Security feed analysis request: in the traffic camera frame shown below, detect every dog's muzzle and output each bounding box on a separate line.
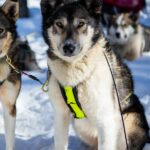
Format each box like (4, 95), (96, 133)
(63, 43), (75, 57)
(62, 39), (77, 57)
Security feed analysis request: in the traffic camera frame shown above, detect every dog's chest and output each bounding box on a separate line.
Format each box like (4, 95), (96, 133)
(0, 62), (10, 82)
(76, 66), (115, 120)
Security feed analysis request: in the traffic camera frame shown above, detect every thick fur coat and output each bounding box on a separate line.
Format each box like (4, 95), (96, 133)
(41, 0), (149, 150)
(103, 13), (145, 61)
(0, 1), (21, 150)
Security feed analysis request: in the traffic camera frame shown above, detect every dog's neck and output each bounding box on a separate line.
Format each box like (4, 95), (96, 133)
(0, 38), (19, 73)
(48, 37), (107, 86)
(0, 39), (21, 83)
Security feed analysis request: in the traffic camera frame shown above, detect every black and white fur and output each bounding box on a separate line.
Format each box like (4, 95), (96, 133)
(41, 0), (149, 150)
(0, 1), (21, 150)
(103, 12), (145, 61)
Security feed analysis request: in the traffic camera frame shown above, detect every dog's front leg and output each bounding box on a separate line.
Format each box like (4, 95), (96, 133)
(48, 77), (71, 150)
(97, 114), (125, 150)
(2, 103), (16, 150)
(1, 80), (20, 150)
(54, 109), (70, 150)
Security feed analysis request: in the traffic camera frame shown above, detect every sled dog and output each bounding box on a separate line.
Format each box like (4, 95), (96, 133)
(41, 0), (149, 149)
(0, 0), (20, 149)
(103, 12), (145, 61)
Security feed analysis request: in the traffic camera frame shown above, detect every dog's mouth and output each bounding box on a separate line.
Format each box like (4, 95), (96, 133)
(50, 46), (84, 62)
(63, 52), (76, 57)
(62, 47), (82, 58)
(57, 43), (82, 58)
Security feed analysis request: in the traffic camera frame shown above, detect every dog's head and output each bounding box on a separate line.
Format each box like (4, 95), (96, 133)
(104, 13), (139, 45)
(0, 0), (19, 58)
(41, 0), (102, 62)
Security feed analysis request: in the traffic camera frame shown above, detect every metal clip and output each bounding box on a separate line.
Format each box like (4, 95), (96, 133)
(6, 55), (20, 74)
(42, 80), (49, 93)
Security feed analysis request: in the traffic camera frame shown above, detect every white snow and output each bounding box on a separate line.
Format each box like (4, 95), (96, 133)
(0, 0), (150, 149)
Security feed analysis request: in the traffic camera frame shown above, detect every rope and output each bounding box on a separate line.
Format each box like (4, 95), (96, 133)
(6, 54), (48, 93)
(121, 92), (132, 104)
(103, 52), (129, 150)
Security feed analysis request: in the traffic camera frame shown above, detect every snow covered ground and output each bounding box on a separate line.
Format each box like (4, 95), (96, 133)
(0, 0), (150, 150)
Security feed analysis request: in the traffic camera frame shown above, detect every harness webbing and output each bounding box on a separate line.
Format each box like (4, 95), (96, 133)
(60, 86), (86, 119)
(5, 55), (48, 92)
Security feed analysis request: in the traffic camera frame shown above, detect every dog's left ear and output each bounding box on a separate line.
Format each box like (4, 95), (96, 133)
(41, 0), (64, 17)
(1, 0), (19, 21)
(129, 12), (139, 22)
(79, 0), (102, 16)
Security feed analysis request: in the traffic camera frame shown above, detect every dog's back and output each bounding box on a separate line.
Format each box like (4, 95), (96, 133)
(104, 46), (150, 149)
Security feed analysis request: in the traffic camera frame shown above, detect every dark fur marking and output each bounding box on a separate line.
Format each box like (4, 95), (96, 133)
(47, 49), (59, 60)
(10, 105), (16, 117)
(7, 72), (20, 84)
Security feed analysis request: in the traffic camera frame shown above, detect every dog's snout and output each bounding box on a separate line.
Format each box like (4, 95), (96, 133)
(63, 43), (75, 56)
(116, 32), (120, 38)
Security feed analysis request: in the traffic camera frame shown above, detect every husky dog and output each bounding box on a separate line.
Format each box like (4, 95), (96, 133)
(103, 13), (145, 61)
(0, 0), (20, 149)
(41, 0), (149, 150)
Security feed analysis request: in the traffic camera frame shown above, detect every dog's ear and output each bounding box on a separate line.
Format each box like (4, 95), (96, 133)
(102, 13), (113, 25)
(41, 0), (64, 17)
(129, 12), (139, 22)
(1, 0), (19, 21)
(78, 0), (102, 16)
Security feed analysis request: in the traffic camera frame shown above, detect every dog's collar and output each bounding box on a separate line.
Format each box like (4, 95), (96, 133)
(59, 85), (86, 119)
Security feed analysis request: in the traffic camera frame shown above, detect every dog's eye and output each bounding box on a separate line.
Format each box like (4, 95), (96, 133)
(56, 22), (64, 29)
(77, 21), (85, 28)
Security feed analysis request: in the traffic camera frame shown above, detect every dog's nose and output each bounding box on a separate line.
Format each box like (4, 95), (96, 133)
(116, 32), (120, 38)
(63, 43), (75, 56)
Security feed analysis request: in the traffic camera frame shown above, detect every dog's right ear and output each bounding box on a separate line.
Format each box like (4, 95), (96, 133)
(1, 0), (19, 22)
(103, 14), (117, 26)
(40, 0), (64, 17)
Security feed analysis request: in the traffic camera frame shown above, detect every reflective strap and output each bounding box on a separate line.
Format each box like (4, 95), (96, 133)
(64, 86), (86, 119)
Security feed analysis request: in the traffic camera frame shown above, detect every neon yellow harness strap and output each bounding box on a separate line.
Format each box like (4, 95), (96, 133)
(63, 86), (86, 119)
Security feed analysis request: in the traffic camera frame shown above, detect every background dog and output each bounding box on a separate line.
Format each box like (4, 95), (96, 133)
(103, 12), (145, 61)
(41, 0), (149, 149)
(0, 0), (20, 150)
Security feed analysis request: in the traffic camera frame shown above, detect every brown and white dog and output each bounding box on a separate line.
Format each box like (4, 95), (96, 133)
(41, 0), (149, 150)
(103, 12), (145, 61)
(0, 0), (20, 150)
